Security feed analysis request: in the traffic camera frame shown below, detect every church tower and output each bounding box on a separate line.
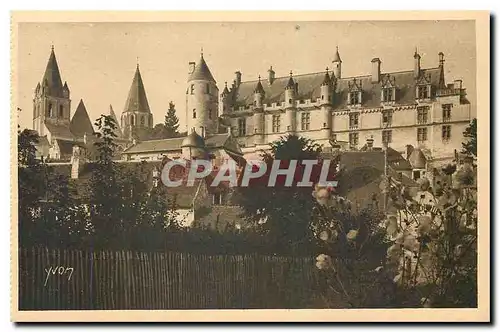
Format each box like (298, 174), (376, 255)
(121, 63), (154, 140)
(186, 50), (219, 137)
(33, 46), (71, 137)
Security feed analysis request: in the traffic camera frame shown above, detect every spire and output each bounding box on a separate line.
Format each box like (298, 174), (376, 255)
(222, 81), (230, 96)
(41, 45), (64, 97)
(333, 46), (342, 63)
(123, 64), (151, 113)
(322, 67), (331, 85)
(70, 99), (94, 138)
(254, 75), (265, 94)
(188, 51), (216, 83)
(285, 71), (295, 90)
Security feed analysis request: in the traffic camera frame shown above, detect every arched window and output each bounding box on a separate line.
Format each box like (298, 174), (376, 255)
(289, 99), (292, 104)
(206, 83), (210, 94)
(208, 109), (212, 119)
(190, 84), (195, 95)
(140, 115), (145, 126)
(193, 109), (196, 119)
(131, 114), (135, 125)
(59, 105), (64, 117)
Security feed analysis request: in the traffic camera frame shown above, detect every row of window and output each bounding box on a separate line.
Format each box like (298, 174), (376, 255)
(348, 104), (453, 128)
(233, 104), (453, 137)
(347, 125), (452, 146)
(124, 113), (152, 127)
(189, 83), (211, 95)
(34, 103), (64, 118)
(192, 109), (214, 120)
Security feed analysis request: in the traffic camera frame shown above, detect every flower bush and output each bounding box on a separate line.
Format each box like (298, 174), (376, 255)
(312, 160), (478, 308)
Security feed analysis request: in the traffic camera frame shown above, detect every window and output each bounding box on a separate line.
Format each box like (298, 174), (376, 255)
(300, 112), (310, 131)
(442, 104), (452, 121)
(140, 115), (145, 126)
(349, 92), (360, 105)
(288, 98), (292, 104)
(417, 127), (428, 142)
(206, 83), (210, 94)
(349, 132), (359, 147)
(272, 115), (281, 133)
(349, 113), (359, 129)
(417, 85), (429, 99)
(130, 114), (135, 125)
(213, 193), (223, 205)
(46, 103), (52, 117)
(413, 170), (421, 180)
(59, 105), (64, 117)
(382, 110), (392, 126)
(442, 125), (451, 140)
(382, 130), (392, 144)
(417, 106), (428, 124)
(382, 88), (394, 102)
(190, 84), (195, 94)
(238, 118), (246, 136)
(208, 109), (212, 120)
(192, 109), (196, 119)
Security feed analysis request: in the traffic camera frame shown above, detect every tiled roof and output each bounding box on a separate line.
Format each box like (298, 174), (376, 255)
(230, 67), (441, 108)
(188, 54), (216, 83)
(44, 120), (74, 140)
(41, 48), (64, 97)
(123, 137), (185, 154)
(70, 99), (94, 139)
(123, 65), (151, 114)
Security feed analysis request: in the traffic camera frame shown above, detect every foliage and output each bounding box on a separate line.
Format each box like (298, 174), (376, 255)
(462, 118), (477, 157)
(237, 134), (336, 252)
(164, 101), (180, 138)
(313, 159), (478, 308)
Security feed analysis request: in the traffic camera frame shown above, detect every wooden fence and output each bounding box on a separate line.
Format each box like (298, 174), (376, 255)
(18, 247), (320, 310)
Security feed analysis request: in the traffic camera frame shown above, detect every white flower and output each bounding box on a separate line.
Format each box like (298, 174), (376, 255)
(319, 229), (338, 242)
(312, 184), (332, 206)
(346, 229), (358, 241)
(315, 254), (333, 270)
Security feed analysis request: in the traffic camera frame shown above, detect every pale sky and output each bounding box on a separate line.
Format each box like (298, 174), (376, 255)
(16, 20), (476, 131)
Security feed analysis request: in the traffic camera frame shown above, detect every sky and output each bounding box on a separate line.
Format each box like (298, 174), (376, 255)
(16, 20), (476, 131)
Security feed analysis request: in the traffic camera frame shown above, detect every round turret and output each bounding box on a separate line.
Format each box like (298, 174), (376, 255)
(181, 128), (206, 159)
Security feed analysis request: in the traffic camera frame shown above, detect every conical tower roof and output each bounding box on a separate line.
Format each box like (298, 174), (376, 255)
(333, 46), (342, 63)
(108, 104), (123, 138)
(188, 52), (216, 83)
(322, 68), (331, 85)
(285, 71), (295, 90)
(70, 99), (94, 138)
(123, 64), (151, 113)
(42, 46), (64, 97)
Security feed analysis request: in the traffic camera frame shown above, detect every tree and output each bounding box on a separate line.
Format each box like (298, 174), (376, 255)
(164, 101), (180, 138)
(237, 135), (335, 251)
(462, 118), (477, 157)
(88, 114), (125, 247)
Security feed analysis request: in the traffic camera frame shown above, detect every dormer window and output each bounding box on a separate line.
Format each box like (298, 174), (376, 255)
(347, 78), (362, 106)
(380, 74), (396, 103)
(416, 73), (432, 100)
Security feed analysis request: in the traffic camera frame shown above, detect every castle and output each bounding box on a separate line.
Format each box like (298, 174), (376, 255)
(32, 46), (472, 182)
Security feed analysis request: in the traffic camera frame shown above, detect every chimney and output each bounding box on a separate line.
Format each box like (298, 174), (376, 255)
(414, 49), (421, 78)
(268, 66), (275, 85)
(235, 71), (242, 88)
(366, 136), (374, 150)
(454, 79), (463, 90)
(371, 58), (381, 83)
(406, 144), (414, 160)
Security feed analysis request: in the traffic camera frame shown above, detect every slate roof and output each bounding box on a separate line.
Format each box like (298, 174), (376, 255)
(44, 121), (74, 139)
(188, 53), (216, 83)
(122, 137), (185, 154)
(229, 67), (441, 109)
(408, 148), (427, 169)
(70, 99), (94, 139)
(123, 65), (151, 113)
(41, 47), (64, 97)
